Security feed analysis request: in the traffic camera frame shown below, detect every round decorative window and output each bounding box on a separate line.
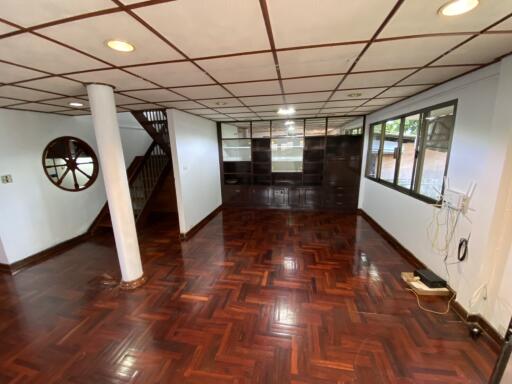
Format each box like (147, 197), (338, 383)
(42, 136), (99, 192)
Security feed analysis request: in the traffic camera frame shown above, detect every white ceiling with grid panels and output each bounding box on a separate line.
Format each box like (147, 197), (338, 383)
(0, 0), (512, 121)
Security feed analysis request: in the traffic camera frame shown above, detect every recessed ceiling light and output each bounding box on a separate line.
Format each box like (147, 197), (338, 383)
(215, 101), (228, 106)
(439, 0), (479, 16)
(106, 40), (135, 52)
(69, 102), (84, 108)
(347, 92), (362, 98)
(277, 107), (295, 116)
(284, 120), (295, 126)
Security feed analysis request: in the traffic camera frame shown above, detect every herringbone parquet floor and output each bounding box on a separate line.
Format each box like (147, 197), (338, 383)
(0, 209), (498, 383)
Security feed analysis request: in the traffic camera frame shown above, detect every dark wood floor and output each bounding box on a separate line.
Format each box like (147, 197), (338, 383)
(0, 209), (498, 383)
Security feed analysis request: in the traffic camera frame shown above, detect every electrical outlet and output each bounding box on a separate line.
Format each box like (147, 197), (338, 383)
(443, 188), (466, 211)
(1, 175), (13, 184)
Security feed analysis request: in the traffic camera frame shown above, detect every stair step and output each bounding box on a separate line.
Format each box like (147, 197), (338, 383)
(92, 110), (172, 233)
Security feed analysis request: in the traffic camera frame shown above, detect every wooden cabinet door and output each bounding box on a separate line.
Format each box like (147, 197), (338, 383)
(303, 187), (323, 209)
(271, 187), (288, 208)
(325, 186), (358, 211)
(325, 159), (361, 187)
(223, 186), (248, 206)
(250, 186), (271, 207)
(288, 187), (302, 208)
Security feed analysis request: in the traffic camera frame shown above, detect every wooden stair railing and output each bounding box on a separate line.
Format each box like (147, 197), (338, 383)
(131, 110), (172, 159)
(89, 110), (173, 234)
(129, 142), (170, 224)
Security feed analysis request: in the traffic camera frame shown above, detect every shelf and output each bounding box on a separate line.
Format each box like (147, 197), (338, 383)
(253, 175), (272, 186)
(224, 173), (251, 185)
(272, 157), (303, 161)
(253, 162), (271, 174)
(224, 172), (252, 175)
(223, 161), (252, 174)
(271, 145), (303, 149)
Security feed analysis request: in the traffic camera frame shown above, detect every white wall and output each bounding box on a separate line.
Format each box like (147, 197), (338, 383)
(0, 109), (151, 264)
(359, 60), (512, 335)
(479, 57), (512, 334)
(75, 112), (152, 166)
(167, 109), (221, 234)
(0, 237), (7, 264)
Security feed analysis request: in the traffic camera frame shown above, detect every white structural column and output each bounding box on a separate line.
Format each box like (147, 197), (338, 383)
(87, 84), (144, 287)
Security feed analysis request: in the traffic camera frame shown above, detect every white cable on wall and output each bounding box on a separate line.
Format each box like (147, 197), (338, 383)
(426, 179), (476, 283)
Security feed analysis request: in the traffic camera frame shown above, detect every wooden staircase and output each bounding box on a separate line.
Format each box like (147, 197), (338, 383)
(89, 109), (173, 233)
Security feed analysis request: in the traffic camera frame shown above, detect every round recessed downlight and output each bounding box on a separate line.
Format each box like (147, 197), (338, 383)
(347, 92), (362, 98)
(69, 102), (84, 107)
(439, 0), (479, 16)
(215, 101), (228, 106)
(106, 40), (135, 52)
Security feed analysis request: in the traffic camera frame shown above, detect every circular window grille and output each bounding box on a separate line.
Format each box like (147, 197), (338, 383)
(42, 136), (99, 192)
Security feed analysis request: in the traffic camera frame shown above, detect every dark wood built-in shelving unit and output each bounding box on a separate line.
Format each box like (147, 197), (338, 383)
(218, 116), (365, 212)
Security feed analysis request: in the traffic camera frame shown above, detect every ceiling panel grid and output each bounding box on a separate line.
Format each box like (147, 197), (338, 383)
(0, 0), (510, 119)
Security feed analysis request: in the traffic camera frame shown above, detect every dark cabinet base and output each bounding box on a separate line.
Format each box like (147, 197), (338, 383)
(220, 132), (363, 212)
(222, 185), (359, 212)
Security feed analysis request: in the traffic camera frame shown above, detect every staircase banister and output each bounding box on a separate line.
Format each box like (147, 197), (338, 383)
(132, 110), (173, 159)
(127, 141), (158, 184)
(135, 161), (172, 231)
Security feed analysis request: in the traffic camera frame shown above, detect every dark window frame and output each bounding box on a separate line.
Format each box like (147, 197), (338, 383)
(42, 136), (99, 192)
(365, 99), (457, 204)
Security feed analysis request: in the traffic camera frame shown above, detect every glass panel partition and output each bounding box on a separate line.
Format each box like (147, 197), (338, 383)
(271, 137), (304, 172)
(305, 118), (326, 136)
(222, 139), (251, 161)
(252, 121), (271, 138)
(271, 119), (304, 138)
(221, 122), (250, 138)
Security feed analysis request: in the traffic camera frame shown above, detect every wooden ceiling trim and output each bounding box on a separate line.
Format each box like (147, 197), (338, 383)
(0, 58), (54, 77)
(30, 31), (112, 68)
(4, 59), (488, 90)
(0, 97), (33, 106)
(363, 60), (500, 118)
(2, 8), (232, 118)
(0, 0), (178, 40)
(93, 83), (438, 102)
(258, 0), (286, 107)
(227, 114), (366, 124)
(1, 2), (511, 117)
(1, 5), (207, 117)
(9, 84), (73, 98)
(357, 12), (512, 113)
(111, 0), (262, 119)
(314, 0), (406, 117)
(118, 68), (231, 117)
(3, 105), (80, 115)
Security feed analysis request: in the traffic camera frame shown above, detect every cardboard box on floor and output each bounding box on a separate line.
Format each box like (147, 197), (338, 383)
(401, 272), (451, 296)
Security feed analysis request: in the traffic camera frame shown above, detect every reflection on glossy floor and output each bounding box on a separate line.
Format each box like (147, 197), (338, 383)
(0, 209), (498, 383)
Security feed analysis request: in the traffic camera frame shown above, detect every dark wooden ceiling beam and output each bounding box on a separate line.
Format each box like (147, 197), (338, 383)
(258, 0), (287, 110)
(356, 11), (512, 113)
(1, 1), (512, 119)
(315, 0), (406, 117)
